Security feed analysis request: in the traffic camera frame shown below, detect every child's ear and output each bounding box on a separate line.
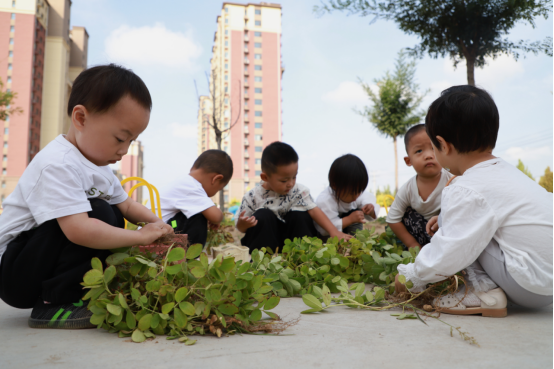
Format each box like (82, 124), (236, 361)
(211, 174), (224, 185)
(71, 105), (87, 131)
(404, 156), (412, 167)
(260, 172), (268, 182)
(435, 136), (452, 154)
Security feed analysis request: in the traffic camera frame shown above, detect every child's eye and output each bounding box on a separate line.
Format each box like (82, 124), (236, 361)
(416, 150), (422, 154)
(116, 138), (124, 143)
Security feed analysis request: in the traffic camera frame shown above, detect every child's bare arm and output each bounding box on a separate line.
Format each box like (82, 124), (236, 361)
(58, 212), (169, 249)
(309, 207), (352, 240)
(116, 197), (171, 229)
(342, 210), (365, 229)
(202, 205), (224, 224)
(388, 222), (421, 249)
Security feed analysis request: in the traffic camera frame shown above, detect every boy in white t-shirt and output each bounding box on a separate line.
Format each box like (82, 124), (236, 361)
(386, 124), (452, 249)
(160, 150), (232, 245)
(0, 65), (173, 329)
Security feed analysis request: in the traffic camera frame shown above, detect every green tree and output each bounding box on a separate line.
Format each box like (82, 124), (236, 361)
(357, 51), (427, 192)
(516, 159), (534, 180)
(316, 0), (553, 85)
(0, 78), (22, 121)
(538, 166), (553, 192)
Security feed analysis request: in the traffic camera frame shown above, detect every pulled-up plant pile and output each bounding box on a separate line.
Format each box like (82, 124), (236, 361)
(81, 243), (292, 345)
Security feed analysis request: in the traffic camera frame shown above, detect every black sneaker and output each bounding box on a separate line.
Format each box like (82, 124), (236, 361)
(28, 299), (95, 329)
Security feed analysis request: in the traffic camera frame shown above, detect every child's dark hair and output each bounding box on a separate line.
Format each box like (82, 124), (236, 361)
(261, 142), (298, 175)
(193, 150), (233, 183)
(329, 154), (368, 202)
(425, 85), (499, 153)
(404, 124), (427, 152)
(67, 64), (152, 116)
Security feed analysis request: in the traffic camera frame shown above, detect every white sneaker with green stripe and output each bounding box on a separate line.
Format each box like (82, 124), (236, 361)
(28, 299), (95, 329)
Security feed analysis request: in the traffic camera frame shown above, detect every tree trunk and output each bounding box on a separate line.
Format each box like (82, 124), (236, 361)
(215, 131), (225, 212)
(466, 56), (475, 86)
(393, 135), (398, 194)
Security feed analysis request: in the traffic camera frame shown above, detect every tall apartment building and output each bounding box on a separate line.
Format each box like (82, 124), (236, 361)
(0, 0), (88, 205)
(198, 2), (283, 207)
(120, 141), (144, 203)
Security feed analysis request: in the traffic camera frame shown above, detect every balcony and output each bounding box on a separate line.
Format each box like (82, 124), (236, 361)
(244, 70), (249, 76)
(244, 92), (249, 99)
(244, 116), (249, 122)
(244, 105), (249, 111)
(244, 126), (249, 134)
(244, 81), (249, 87)
(244, 35), (249, 42)
(244, 47), (249, 54)
(244, 176), (250, 182)
(244, 59), (249, 64)
(245, 152), (250, 158)
(244, 164), (250, 170)
(244, 139), (249, 146)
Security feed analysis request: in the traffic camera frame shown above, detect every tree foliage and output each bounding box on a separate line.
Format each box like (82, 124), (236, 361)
(516, 159), (534, 180)
(0, 78), (22, 121)
(357, 50), (427, 191)
(539, 166), (553, 192)
(316, 0), (553, 85)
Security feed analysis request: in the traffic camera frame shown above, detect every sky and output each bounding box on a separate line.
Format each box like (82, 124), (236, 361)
(70, 0), (553, 197)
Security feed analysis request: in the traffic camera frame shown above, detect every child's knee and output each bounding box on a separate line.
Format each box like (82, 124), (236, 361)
(252, 208), (277, 224)
(88, 199), (123, 227)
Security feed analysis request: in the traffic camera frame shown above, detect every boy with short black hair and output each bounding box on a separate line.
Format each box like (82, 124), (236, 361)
(0, 64), (173, 329)
(236, 142), (351, 252)
(160, 150), (232, 245)
(386, 124), (453, 248)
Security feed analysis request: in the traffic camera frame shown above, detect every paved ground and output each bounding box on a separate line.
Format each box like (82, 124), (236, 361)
(0, 297), (551, 369)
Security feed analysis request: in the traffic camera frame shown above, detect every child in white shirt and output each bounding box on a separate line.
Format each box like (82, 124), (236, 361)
(387, 124), (453, 248)
(0, 65), (173, 328)
(160, 150), (232, 245)
(236, 142), (351, 252)
(316, 154), (380, 237)
(396, 85), (552, 316)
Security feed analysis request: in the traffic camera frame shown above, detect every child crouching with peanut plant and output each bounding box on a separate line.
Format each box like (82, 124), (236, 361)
(396, 85), (552, 317)
(0, 65), (173, 329)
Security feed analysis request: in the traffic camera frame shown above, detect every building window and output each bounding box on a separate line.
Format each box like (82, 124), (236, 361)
(225, 86), (228, 93)
(255, 123), (262, 129)
(254, 76), (262, 82)
(254, 65), (262, 71)
(8, 51), (13, 57)
(11, 13), (15, 20)
(254, 54), (261, 59)
(255, 21), (261, 26)
(225, 75), (228, 81)
(7, 64), (12, 70)
(10, 26), (14, 32)
(255, 99), (262, 105)
(255, 32), (262, 37)
(255, 159), (261, 165)
(225, 6), (229, 12)
(225, 52), (228, 58)
(255, 170), (261, 176)
(7, 77), (11, 83)
(2, 156), (6, 163)
(255, 135), (262, 141)
(1, 182), (5, 188)
(254, 42), (261, 48)
(225, 18), (228, 24)
(255, 87), (262, 93)
(225, 63), (228, 69)
(2, 169), (6, 175)
(255, 9), (261, 15)
(224, 98), (229, 104)
(225, 30), (228, 35)
(225, 41), (228, 47)
(255, 111), (262, 117)
(3, 142), (7, 148)
(9, 39), (14, 45)
(4, 128), (8, 135)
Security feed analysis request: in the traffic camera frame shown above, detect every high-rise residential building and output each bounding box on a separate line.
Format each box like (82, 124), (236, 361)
(120, 141), (144, 203)
(198, 2), (283, 207)
(0, 0), (88, 205)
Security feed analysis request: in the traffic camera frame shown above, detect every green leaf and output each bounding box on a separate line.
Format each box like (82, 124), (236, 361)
(301, 308), (322, 314)
(252, 275), (263, 291)
(238, 262), (250, 274)
(103, 265), (116, 284)
(135, 257), (156, 268)
(145, 280), (161, 292)
(220, 257), (235, 272)
(200, 253), (209, 268)
(179, 301), (196, 316)
(167, 247), (185, 262)
(106, 304), (122, 316)
(165, 264), (182, 275)
(355, 283), (365, 297)
(132, 329), (146, 343)
(126, 310), (136, 329)
(312, 286), (323, 298)
(279, 273), (289, 283)
(186, 244), (203, 260)
(91, 257), (103, 272)
(131, 288), (141, 301)
(322, 284), (332, 307)
(302, 294), (322, 311)
(138, 314), (152, 331)
(191, 267), (206, 278)
(129, 263), (142, 276)
(106, 253), (129, 266)
(175, 287), (188, 303)
(118, 293), (129, 309)
(174, 309), (188, 329)
(398, 275), (406, 284)
(250, 309), (262, 321)
(205, 289), (222, 302)
(264, 296), (280, 311)
(330, 257), (340, 265)
(184, 339), (197, 346)
(83, 269), (103, 285)
(90, 313), (105, 325)
(162, 302), (175, 314)
(365, 291), (374, 303)
(331, 276), (341, 283)
(218, 303), (239, 315)
(289, 279), (302, 292)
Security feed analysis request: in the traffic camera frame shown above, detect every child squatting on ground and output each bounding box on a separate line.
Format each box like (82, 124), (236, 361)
(315, 154), (380, 239)
(159, 150), (232, 245)
(395, 85), (553, 316)
(387, 124), (453, 248)
(236, 142), (352, 252)
(0, 64), (174, 329)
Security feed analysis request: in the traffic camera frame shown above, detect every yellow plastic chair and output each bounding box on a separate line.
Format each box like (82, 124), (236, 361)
(382, 194), (396, 215)
(120, 176), (162, 228)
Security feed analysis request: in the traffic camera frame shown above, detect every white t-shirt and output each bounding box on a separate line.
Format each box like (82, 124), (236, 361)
(315, 187), (381, 236)
(159, 174), (215, 222)
(386, 169), (453, 223)
(0, 135), (128, 262)
(236, 182), (317, 224)
(398, 158), (553, 296)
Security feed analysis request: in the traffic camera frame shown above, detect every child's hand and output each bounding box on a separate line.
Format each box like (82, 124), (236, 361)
(236, 211), (258, 233)
(138, 222), (171, 245)
(330, 230), (353, 241)
(348, 210), (366, 224)
(426, 215), (439, 236)
(153, 220), (174, 234)
(361, 204), (376, 218)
